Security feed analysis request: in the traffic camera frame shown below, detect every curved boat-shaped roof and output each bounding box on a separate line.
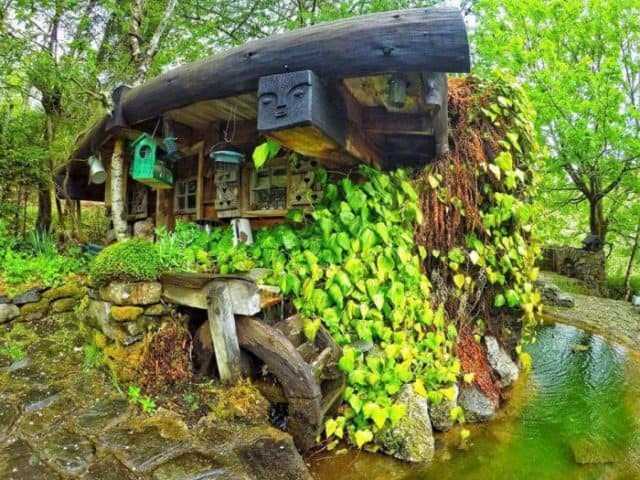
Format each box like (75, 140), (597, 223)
(70, 7), (469, 161)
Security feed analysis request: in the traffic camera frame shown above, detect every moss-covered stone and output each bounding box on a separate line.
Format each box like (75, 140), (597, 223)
(144, 304), (169, 316)
(110, 306), (144, 322)
(50, 297), (79, 313)
(103, 340), (146, 382)
(100, 282), (162, 306)
(43, 283), (85, 300)
(19, 298), (50, 316)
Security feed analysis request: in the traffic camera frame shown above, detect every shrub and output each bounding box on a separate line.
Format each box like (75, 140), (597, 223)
(90, 238), (161, 286)
(606, 275), (640, 300)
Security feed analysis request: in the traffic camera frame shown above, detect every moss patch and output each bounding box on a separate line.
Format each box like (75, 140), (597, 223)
(43, 283), (85, 300)
(110, 306), (144, 322)
(19, 298), (50, 316)
(51, 297), (79, 313)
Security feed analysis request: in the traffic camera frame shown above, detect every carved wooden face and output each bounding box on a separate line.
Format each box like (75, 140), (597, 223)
(258, 70), (313, 130)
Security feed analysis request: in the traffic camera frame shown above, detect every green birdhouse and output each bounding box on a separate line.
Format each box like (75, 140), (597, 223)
(130, 133), (174, 189)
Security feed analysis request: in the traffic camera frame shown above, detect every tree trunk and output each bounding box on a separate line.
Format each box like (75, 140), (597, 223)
(36, 189), (52, 234)
(623, 217), (640, 300)
(36, 116), (54, 234)
(110, 138), (129, 242)
(589, 196), (607, 239)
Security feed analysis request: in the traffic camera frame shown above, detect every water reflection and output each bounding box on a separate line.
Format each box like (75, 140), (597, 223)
(311, 324), (640, 480)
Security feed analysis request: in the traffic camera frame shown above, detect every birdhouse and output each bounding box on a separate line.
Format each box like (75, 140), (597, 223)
(130, 133), (173, 189)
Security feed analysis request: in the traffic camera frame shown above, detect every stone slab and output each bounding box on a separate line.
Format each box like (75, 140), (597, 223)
(37, 428), (95, 476)
(101, 424), (190, 473)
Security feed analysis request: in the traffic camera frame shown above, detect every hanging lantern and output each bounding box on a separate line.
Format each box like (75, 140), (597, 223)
(388, 75), (408, 108)
(88, 154), (106, 184)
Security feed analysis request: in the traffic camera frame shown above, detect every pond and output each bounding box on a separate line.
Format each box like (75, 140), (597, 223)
(310, 323), (640, 480)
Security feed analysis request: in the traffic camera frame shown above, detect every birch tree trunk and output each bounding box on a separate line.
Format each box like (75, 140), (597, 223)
(111, 138), (129, 242)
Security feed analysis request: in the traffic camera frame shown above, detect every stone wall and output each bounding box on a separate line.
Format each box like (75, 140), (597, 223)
(85, 281), (176, 347)
(539, 246), (606, 295)
(0, 283), (86, 324)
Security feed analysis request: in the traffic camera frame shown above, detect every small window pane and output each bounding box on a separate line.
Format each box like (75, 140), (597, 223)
(187, 180), (197, 194)
(187, 196), (196, 210)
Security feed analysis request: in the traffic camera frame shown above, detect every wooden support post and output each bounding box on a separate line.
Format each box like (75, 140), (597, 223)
(110, 138), (129, 241)
(207, 284), (242, 384)
(421, 72), (449, 158)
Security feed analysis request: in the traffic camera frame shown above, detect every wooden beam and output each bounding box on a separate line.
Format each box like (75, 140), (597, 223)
(361, 107), (433, 135)
(70, 7), (469, 160)
(207, 284), (242, 384)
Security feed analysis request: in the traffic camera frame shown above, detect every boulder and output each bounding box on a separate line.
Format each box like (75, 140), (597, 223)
(376, 384), (435, 463)
(110, 306), (144, 322)
(51, 297), (79, 314)
(0, 304), (19, 324)
(0, 295), (10, 304)
(535, 278), (576, 308)
(428, 383), (459, 432)
(484, 336), (519, 387)
(100, 282), (162, 306)
(12, 288), (43, 305)
(43, 283), (85, 300)
(234, 426), (313, 480)
(458, 385), (497, 422)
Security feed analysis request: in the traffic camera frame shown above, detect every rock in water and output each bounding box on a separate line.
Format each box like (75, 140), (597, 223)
(0, 304), (19, 324)
(377, 384), (435, 462)
(429, 383), (459, 432)
(484, 336), (519, 387)
(459, 385), (497, 422)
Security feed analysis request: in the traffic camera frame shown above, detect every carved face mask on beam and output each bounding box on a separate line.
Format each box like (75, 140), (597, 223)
(257, 70), (314, 131)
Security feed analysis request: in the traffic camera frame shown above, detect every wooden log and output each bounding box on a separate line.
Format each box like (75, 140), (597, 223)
(236, 316), (321, 400)
(70, 7), (469, 160)
(207, 284), (242, 384)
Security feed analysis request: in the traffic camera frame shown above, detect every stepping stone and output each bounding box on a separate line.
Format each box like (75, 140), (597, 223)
(37, 428), (95, 477)
(234, 429), (312, 480)
(101, 423), (190, 473)
(0, 400), (20, 444)
(75, 397), (130, 435)
(18, 395), (76, 442)
(0, 439), (61, 480)
(20, 386), (61, 413)
(152, 452), (232, 480)
(83, 455), (139, 480)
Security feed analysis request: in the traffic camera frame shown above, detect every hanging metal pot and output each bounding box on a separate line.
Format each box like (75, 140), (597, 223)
(88, 155), (106, 184)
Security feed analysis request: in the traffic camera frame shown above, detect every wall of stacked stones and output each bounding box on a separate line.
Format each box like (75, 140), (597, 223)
(539, 247), (606, 294)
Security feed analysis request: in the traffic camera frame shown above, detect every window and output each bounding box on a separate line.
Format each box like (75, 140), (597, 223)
(174, 178), (197, 213)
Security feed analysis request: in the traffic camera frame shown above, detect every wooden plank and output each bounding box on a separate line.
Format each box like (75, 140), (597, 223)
(207, 284), (242, 384)
(361, 107), (433, 135)
(71, 7), (469, 160)
(161, 275), (262, 316)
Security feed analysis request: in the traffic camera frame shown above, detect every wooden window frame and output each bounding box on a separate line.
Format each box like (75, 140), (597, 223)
(174, 177), (198, 214)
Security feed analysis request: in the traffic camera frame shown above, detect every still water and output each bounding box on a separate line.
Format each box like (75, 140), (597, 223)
(311, 323), (640, 480)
